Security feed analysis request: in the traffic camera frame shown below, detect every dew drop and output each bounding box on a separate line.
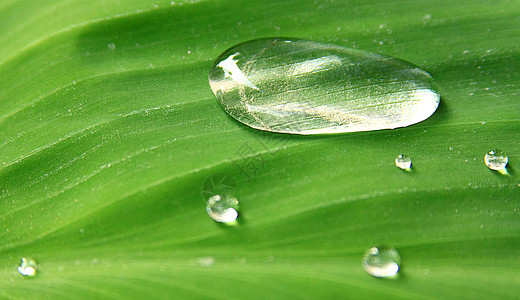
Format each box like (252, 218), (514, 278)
(395, 154), (412, 170)
(202, 173), (239, 223)
(206, 194), (239, 223)
(209, 38), (440, 135)
(107, 43), (116, 50)
(18, 258), (37, 277)
(362, 246), (400, 278)
(484, 149), (508, 171)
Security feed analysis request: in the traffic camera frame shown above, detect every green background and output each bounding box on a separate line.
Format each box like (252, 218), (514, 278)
(0, 0), (519, 298)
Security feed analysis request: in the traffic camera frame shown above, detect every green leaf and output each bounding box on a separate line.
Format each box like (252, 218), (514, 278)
(1, 0), (519, 298)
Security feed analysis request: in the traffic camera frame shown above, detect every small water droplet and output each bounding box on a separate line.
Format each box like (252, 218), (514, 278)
(395, 154), (412, 170)
(484, 149), (508, 171)
(362, 246), (400, 278)
(18, 258), (37, 277)
(206, 195), (239, 223)
(107, 43), (116, 50)
(202, 173), (239, 223)
(209, 38), (440, 134)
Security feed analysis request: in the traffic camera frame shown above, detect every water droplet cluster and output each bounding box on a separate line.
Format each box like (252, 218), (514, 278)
(8, 37), (514, 284)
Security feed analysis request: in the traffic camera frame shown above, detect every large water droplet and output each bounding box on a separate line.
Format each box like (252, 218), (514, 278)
(395, 154), (412, 170)
(18, 257), (38, 277)
(484, 149), (508, 171)
(362, 246), (400, 278)
(209, 38), (440, 135)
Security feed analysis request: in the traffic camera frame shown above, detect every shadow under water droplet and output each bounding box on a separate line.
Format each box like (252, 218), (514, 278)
(492, 163), (514, 178)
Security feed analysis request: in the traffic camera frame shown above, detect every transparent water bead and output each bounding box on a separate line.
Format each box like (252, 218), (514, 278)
(362, 246), (401, 278)
(395, 154), (412, 170)
(18, 258), (38, 277)
(209, 38), (440, 135)
(202, 173), (239, 223)
(484, 149), (508, 171)
(206, 194), (239, 223)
